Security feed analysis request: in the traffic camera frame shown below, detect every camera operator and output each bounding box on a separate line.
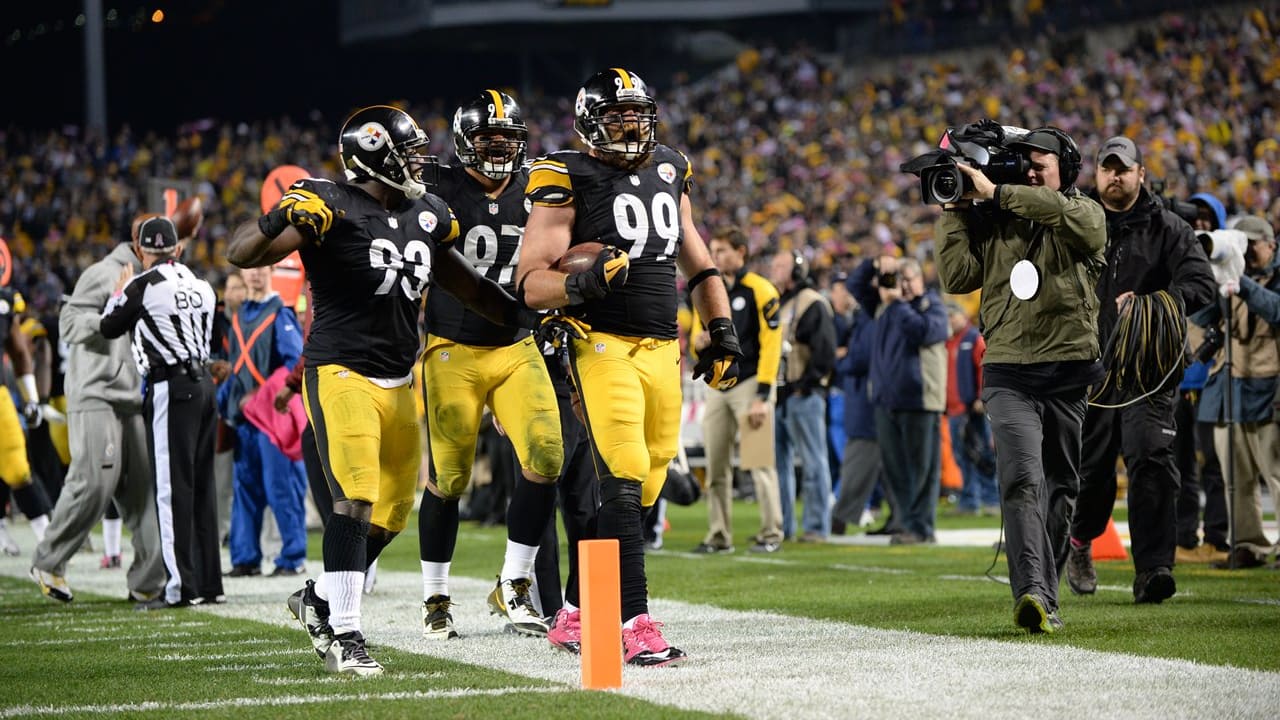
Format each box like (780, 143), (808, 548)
(1064, 137), (1214, 604)
(936, 126), (1106, 633)
(848, 255), (948, 545)
(1176, 191), (1229, 563)
(1191, 216), (1280, 570)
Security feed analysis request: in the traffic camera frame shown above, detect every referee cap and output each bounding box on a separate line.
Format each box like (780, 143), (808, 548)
(135, 215), (179, 253)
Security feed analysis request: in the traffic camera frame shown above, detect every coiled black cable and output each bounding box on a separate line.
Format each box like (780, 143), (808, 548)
(1088, 290), (1187, 408)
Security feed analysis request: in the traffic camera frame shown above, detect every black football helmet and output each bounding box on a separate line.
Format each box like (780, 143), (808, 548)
(573, 68), (658, 168)
(338, 105), (437, 199)
(453, 90), (528, 180)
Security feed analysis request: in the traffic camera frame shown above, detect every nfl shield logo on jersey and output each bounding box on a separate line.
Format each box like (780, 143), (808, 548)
(488, 202), (500, 215)
(657, 163), (677, 184)
(419, 211), (439, 233)
(439, 351), (450, 362)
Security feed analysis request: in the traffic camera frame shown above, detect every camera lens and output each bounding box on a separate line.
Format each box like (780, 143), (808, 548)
(928, 168), (963, 204)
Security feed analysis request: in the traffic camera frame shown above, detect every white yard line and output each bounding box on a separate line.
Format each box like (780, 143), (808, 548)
(4, 525), (1279, 719)
(0, 687), (565, 718)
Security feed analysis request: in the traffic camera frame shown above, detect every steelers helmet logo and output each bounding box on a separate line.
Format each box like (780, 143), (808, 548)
(657, 163), (677, 184)
(419, 211), (439, 233)
(357, 122), (389, 151)
(574, 88), (587, 117)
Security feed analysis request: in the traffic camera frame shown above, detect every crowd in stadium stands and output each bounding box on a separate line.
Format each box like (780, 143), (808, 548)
(3, 7), (1277, 310)
(3, 5), (1279, 609)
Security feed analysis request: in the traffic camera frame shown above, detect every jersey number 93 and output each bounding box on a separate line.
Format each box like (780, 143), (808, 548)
(370, 238), (431, 300)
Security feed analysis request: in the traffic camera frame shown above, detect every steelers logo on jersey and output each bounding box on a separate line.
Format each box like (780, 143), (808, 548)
(657, 162), (677, 184)
(731, 295), (748, 312)
(419, 211), (439, 233)
(357, 122), (389, 151)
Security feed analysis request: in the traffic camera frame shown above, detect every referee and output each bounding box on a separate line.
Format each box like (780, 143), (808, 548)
(100, 214), (220, 609)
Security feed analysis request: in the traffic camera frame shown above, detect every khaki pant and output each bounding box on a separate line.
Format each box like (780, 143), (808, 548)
(702, 377), (782, 546)
(1213, 422), (1280, 558)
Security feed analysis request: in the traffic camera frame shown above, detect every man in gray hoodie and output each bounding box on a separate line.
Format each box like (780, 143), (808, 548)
(30, 234), (165, 603)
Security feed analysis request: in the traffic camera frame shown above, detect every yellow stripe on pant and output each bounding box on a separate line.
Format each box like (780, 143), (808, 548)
(570, 332), (681, 507)
(301, 364), (420, 532)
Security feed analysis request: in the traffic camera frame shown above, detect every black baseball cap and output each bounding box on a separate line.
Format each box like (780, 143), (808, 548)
(136, 216), (178, 253)
(1010, 129), (1063, 156)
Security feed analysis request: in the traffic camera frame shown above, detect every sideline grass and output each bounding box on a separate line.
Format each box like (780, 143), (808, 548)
(3, 499), (1277, 718)
(0, 577), (730, 719)
(426, 500), (1280, 671)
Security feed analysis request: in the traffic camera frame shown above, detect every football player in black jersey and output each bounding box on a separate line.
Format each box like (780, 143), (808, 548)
(0, 263), (56, 559)
(417, 90), (563, 640)
(227, 105), (537, 676)
(517, 68), (743, 667)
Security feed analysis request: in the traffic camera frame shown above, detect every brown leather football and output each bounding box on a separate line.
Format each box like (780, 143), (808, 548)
(171, 197), (204, 240)
(553, 241), (609, 273)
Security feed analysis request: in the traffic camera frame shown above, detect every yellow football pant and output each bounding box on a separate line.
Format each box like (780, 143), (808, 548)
(302, 364), (421, 533)
(570, 332), (681, 507)
(0, 392), (31, 488)
(421, 334), (562, 498)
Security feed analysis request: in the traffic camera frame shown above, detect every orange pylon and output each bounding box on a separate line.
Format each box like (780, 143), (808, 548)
(1091, 518), (1129, 560)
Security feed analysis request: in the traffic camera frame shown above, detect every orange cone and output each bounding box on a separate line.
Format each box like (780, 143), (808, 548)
(1091, 518), (1128, 560)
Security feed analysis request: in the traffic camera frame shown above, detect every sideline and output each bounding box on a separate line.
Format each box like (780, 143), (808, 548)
(4, 525), (1279, 719)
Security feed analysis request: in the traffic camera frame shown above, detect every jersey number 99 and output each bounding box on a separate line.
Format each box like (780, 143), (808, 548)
(612, 191), (679, 261)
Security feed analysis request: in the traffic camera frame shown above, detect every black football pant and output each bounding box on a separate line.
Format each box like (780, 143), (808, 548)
(145, 369), (221, 605)
(301, 423), (332, 529)
(1072, 388), (1180, 573)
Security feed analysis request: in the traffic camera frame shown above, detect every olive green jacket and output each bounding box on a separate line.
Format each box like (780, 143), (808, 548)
(935, 185), (1107, 365)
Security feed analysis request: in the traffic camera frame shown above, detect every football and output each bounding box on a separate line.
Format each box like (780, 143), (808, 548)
(554, 241), (608, 274)
(171, 197), (204, 240)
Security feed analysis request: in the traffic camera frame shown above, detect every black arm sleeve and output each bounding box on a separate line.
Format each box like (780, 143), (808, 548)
(98, 281), (146, 339)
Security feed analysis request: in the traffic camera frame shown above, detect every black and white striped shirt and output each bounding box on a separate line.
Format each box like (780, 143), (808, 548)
(100, 259), (216, 377)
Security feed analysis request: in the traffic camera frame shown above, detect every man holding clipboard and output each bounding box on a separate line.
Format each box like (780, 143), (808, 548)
(691, 227), (784, 554)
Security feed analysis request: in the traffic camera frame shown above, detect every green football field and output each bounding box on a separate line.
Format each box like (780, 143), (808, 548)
(3, 499), (1278, 719)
